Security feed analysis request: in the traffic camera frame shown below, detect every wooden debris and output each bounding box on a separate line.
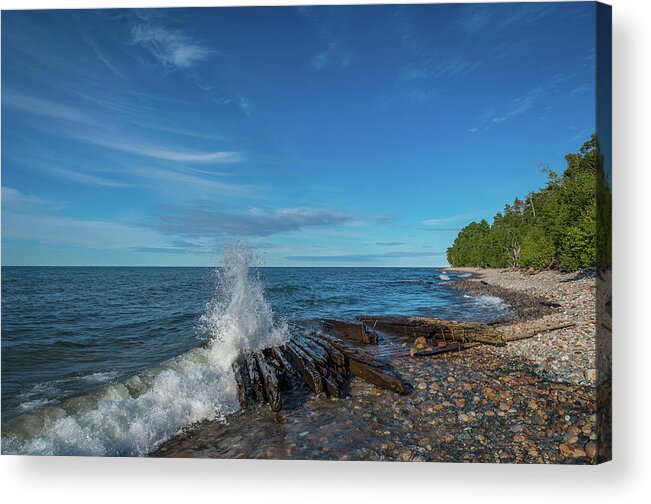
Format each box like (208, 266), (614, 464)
(316, 331), (408, 394)
(501, 321), (578, 342)
(347, 358), (407, 394)
(245, 353), (265, 404)
(321, 319), (378, 344)
(232, 315), (584, 413)
(231, 327), (410, 412)
(409, 342), (466, 357)
(253, 350), (282, 412)
(359, 315), (506, 346)
(284, 340), (325, 395)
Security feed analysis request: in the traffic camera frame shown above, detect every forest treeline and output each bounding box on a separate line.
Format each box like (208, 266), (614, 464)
(446, 135), (611, 271)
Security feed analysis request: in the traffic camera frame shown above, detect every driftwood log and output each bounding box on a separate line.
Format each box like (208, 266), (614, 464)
(359, 315), (587, 356)
(232, 328), (409, 412)
(359, 316), (506, 346)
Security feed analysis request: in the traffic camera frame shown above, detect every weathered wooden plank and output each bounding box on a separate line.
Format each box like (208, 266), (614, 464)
(347, 358), (408, 395)
(318, 334), (376, 366)
(322, 375), (341, 398)
(303, 332), (346, 367)
(283, 343), (325, 395)
(310, 331), (409, 395)
(291, 335), (329, 367)
(244, 353), (265, 405)
(322, 319), (378, 344)
(253, 350), (282, 412)
(502, 322), (577, 342)
(232, 356), (250, 407)
(269, 346), (294, 374)
(409, 343), (464, 357)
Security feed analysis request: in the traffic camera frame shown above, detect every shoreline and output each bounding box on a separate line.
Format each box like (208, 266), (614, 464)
(446, 267), (597, 385)
(154, 267), (599, 463)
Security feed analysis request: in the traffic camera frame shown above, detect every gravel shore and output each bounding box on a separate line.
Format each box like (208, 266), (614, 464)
(447, 267), (597, 386)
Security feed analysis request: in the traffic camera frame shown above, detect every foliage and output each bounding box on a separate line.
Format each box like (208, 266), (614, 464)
(447, 135), (608, 271)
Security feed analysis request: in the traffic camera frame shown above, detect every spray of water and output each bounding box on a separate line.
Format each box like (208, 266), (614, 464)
(199, 242), (289, 361)
(2, 242), (288, 456)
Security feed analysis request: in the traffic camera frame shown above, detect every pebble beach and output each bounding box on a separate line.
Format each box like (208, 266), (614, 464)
(449, 267), (597, 386)
(154, 268), (600, 464)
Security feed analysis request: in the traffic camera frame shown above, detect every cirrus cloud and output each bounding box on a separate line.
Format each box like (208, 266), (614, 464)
(131, 22), (214, 69)
(154, 206), (353, 237)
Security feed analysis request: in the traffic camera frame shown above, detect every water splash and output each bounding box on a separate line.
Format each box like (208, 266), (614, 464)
(2, 242), (287, 456)
(199, 241), (289, 362)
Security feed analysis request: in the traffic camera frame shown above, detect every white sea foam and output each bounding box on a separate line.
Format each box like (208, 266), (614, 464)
(438, 274), (451, 281)
(19, 398), (55, 411)
(477, 294), (505, 306)
(463, 293), (507, 309)
(80, 371), (120, 383)
(3, 242), (288, 456)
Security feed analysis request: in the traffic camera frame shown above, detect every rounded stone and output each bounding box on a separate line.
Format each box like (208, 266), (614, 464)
(584, 441), (597, 459)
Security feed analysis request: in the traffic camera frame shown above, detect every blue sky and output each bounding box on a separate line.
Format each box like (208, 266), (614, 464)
(1, 3), (597, 266)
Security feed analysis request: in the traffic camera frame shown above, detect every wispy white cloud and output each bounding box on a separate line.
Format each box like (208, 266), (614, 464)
(391, 9), (479, 105)
(130, 239), (213, 255)
(473, 74), (569, 129)
(2, 188), (215, 254)
(457, 3), (556, 34)
(8, 136), (251, 199)
(301, 7), (352, 71)
(39, 165), (132, 188)
(571, 127), (591, 143)
(312, 42), (351, 71)
(400, 57), (479, 82)
(397, 56), (479, 104)
(7, 90), (239, 165)
(1, 186), (48, 210)
(570, 83), (593, 96)
(2, 211), (169, 250)
(97, 140), (240, 163)
(80, 29), (129, 80)
(237, 96), (252, 117)
(131, 22), (214, 69)
(376, 241), (405, 247)
(3, 90), (91, 123)
(488, 39), (535, 62)
(8, 91), (242, 164)
(154, 206), (353, 237)
(1, 187), (164, 248)
(422, 212), (484, 227)
(490, 95), (536, 124)
(128, 166), (254, 198)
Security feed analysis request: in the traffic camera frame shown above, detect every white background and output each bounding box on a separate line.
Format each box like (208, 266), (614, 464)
(0, 0), (649, 502)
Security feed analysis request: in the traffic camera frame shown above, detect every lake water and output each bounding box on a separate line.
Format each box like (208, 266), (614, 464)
(1, 260), (508, 455)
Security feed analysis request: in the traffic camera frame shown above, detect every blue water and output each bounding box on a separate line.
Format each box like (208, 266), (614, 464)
(1, 265), (507, 455)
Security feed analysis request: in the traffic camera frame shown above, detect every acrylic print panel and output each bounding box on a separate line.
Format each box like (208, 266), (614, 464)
(0, 2), (612, 463)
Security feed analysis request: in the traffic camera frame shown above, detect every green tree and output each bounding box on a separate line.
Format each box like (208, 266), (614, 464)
(446, 135), (603, 271)
(520, 227), (555, 269)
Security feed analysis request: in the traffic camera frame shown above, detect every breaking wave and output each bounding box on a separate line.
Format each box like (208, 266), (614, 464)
(2, 242), (288, 456)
